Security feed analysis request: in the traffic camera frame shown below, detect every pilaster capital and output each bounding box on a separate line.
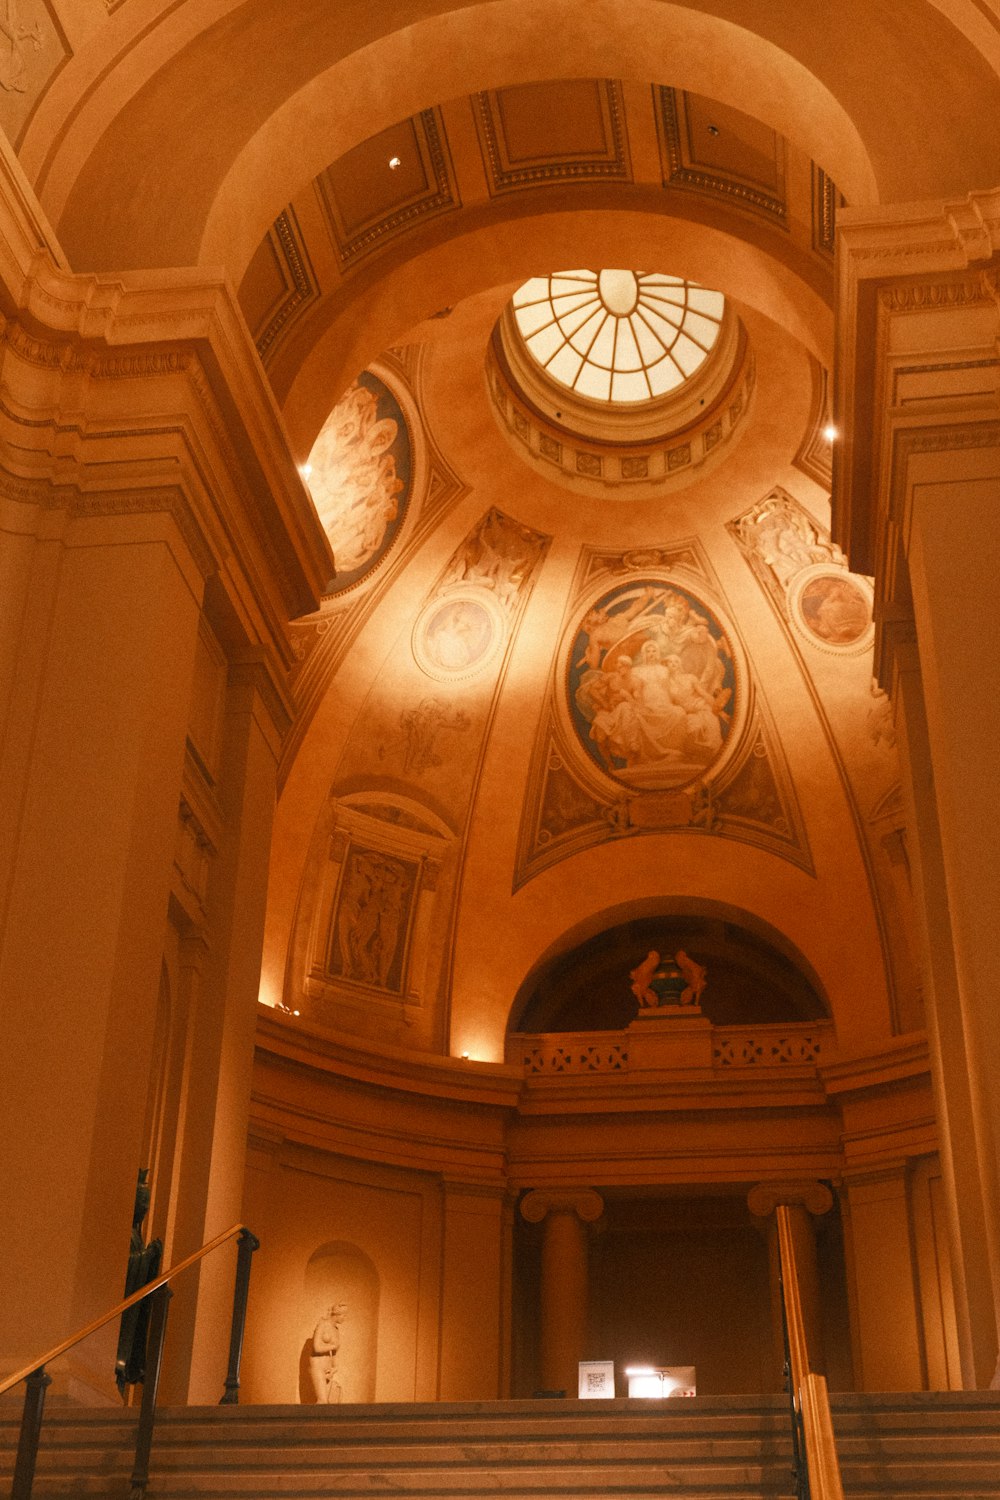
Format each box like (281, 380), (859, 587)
(747, 1180), (833, 1220)
(520, 1188), (604, 1225)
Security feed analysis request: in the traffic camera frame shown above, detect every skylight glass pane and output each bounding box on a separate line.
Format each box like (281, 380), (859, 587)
(512, 277), (550, 307)
(633, 316), (666, 365)
(637, 306), (682, 345)
(587, 316), (616, 369)
(681, 311), (723, 350)
(610, 369), (651, 402)
(615, 319), (643, 371)
(551, 275), (593, 300)
(527, 322), (565, 364)
(642, 291), (686, 322)
(672, 335), (704, 376)
(575, 362), (611, 401)
(559, 300), (603, 339)
(567, 308), (606, 355)
(553, 291), (600, 324)
(647, 358), (686, 396)
(510, 270), (725, 406)
(515, 302), (557, 338)
(685, 288), (725, 320)
(547, 343), (584, 387)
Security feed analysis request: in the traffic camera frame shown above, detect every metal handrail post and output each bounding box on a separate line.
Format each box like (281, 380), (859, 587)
(128, 1283), (172, 1500)
(219, 1228), (260, 1405)
(11, 1366), (51, 1500)
(777, 1249), (809, 1500)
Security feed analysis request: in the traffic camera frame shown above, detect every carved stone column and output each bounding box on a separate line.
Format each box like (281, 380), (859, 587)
(748, 1180), (833, 1377)
(835, 190), (1000, 1386)
(521, 1188), (604, 1394)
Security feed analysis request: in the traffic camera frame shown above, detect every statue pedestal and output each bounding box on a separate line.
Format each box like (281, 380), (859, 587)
(627, 1007), (712, 1071)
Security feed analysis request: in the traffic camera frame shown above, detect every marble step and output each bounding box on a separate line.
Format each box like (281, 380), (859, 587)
(2, 1394), (999, 1500)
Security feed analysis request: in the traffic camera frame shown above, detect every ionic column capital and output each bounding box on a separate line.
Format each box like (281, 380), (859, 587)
(747, 1180), (834, 1220)
(520, 1188), (604, 1225)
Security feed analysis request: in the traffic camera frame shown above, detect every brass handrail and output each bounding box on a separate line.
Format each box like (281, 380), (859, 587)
(776, 1203), (845, 1500)
(0, 1221), (250, 1398)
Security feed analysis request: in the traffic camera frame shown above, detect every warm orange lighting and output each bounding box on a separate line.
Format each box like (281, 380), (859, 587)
(822, 424), (838, 442)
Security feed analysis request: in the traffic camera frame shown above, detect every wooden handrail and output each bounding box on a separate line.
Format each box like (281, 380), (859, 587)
(775, 1203), (845, 1500)
(0, 1222), (250, 1398)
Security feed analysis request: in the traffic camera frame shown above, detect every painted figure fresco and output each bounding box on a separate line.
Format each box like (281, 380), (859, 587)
(568, 581), (735, 789)
(306, 371), (412, 591)
(798, 573), (871, 646)
(422, 597), (496, 673)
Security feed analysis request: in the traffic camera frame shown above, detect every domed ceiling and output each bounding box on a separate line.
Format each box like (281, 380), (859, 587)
(233, 75), (924, 1068)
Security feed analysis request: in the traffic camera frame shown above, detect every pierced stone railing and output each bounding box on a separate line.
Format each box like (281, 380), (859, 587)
(713, 1027), (828, 1067)
(511, 1021), (833, 1075)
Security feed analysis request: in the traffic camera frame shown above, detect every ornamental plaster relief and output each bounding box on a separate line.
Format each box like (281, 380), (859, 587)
(728, 485), (921, 1034)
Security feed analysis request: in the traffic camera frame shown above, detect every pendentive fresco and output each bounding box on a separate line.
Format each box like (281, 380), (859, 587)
(514, 544), (812, 889)
(568, 580), (735, 790)
(306, 371), (412, 593)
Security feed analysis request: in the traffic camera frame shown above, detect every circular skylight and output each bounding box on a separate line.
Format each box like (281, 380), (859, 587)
(511, 270), (725, 404)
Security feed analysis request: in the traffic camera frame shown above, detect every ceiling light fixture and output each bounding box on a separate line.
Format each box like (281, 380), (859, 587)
(388, 155), (402, 170)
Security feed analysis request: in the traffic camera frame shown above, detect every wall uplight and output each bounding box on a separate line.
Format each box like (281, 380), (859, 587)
(625, 1365), (696, 1398)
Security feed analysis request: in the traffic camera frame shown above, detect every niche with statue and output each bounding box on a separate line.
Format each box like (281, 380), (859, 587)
(299, 1242), (379, 1403)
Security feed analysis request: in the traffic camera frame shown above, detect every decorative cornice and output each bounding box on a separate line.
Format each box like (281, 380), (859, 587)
(254, 209), (317, 364)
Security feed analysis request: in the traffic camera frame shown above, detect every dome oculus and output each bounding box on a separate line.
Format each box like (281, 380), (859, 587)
(511, 270), (725, 404)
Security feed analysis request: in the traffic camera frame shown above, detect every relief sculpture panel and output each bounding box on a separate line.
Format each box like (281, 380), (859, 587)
(327, 845), (419, 994)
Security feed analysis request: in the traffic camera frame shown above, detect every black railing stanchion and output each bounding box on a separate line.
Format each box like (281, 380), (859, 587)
(777, 1249), (809, 1500)
(11, 1366), (51, 1500)
(219, 1227), (259, 1405)
(128, 1283), (172, 1500)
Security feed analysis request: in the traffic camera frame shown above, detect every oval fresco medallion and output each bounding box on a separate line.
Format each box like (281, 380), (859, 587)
(306, 370), (412, 594)
(567, 579), (737, 789)
(790, 566), (873, 651)
(413, 587), (506, 681)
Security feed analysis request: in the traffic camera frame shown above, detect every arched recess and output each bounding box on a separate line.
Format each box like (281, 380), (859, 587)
(40, 0), (903, 277)
(276, 207), (834, 453)
(508, 899), (831, 1034)
(300, 1241), (379, 1404)
(448, 831), (892, 1064)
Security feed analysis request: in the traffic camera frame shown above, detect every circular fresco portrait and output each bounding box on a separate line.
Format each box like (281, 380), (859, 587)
(306, 370), (412, 594)
(791, 567), (873, 650)
(413, 588), (505, 681)
(567, 580), (737, 789)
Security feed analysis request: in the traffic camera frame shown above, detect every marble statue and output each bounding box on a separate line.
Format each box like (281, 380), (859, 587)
(309, 1303), (348, 1403)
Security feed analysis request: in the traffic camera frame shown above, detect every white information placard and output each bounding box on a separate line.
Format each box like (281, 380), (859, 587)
(578, 1360), (616, 1398)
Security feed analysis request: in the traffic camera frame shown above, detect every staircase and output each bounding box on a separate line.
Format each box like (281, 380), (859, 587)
(1, 1393), (998, 1499)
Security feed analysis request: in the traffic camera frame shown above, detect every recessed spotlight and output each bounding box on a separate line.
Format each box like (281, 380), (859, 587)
(388, 155), (402, 170)
(707, 124), (720, 136)
(299, 462), (312, 479)
(823, 424), (838, 442)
